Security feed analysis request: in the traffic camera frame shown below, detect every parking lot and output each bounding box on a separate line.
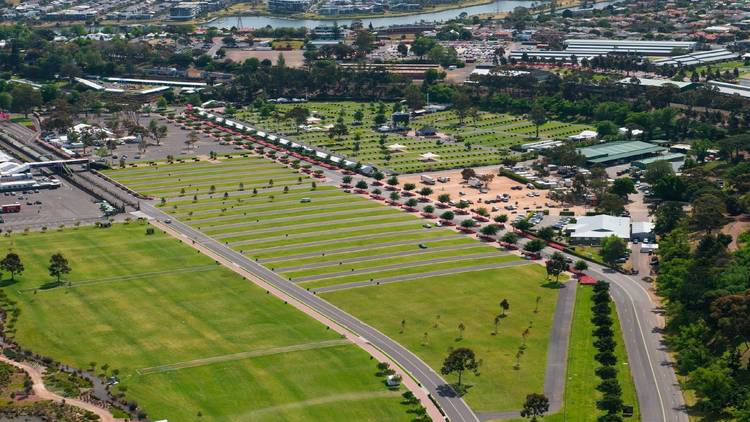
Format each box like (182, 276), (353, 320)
(0, 181), (107, 231)
(88, 113), (240, 163)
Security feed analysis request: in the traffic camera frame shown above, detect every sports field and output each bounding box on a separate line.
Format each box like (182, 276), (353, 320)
(1, 225), (410, 421)
(103, 155), (564, 413)
(231, 101), (592, 173)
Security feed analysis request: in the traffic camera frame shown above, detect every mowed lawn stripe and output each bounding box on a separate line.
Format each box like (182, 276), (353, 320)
(170, 189), (342, 215)
(274, 239), (482, 271)
(116, 163), (294, 184)
(228, 220), (423, 247)
(250, 230), (455, 260)
(138, 339), (350, 375)
(209, 212), (408, 238)
(193, 202), (385, 228)
(125, 169), (298, 191)
(282, 246), (502, 278)
(299, 255), (521, 290)
(261, 236), (472, 265)
(5, 225), (409, 422)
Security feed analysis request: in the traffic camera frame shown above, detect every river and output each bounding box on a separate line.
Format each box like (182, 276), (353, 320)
(204, 0), (614, 29)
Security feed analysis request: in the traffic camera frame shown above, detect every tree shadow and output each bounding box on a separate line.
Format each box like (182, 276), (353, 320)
(436, 383), (458, 398)
(39, 281), (64, 290)
(541, 281), (564, 289)
(0, 278), (18, 288)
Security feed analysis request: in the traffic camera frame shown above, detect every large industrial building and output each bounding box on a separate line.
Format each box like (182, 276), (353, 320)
(563, 39), (697, 56)
(653, 48), (739, 67)
(577, 141), (667, 166)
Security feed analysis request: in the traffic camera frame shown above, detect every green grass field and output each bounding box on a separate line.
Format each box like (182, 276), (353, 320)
(103, 155), (597, 415)
(226, 101), (593, 173)
(1, 225), (411, 421)
(322, 265), (557, 412)
(503, 284), (640, 422)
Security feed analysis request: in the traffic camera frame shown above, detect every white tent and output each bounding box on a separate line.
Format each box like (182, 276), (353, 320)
(387, 143), (407, 152)
(419, 152), (440, 162)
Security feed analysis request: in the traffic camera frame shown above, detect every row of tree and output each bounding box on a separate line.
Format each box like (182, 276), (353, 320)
(590, 281), (627, 421)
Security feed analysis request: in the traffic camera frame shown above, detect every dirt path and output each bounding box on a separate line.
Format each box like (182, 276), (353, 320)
(151, 220), (445, 422)
(0, 355), (122, 422)
(721, 216), (750, 251)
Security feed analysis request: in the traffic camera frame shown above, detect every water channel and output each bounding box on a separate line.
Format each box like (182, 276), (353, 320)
(204, 0), (614, 29)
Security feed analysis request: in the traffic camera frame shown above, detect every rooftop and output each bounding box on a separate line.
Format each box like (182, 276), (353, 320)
(577, 141), (666, 164)
(566, 215), (631, 239)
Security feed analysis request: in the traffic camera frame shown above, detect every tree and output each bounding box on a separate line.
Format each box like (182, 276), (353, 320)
(10, 84), (42, 117)
(524, 239), (546, 253)
(460, 219), (476, 229)
(404, 84), (424, 110)
(460, 168), (477, 181)
(397, 42), (409, 57)
(495, 214), (508, 223)
(574, 260), (589, 272)
(600, 235), (627, 266)
(480, 224), (499, 236)
(520, 393), (549, 421)
(0, 253), (23, 281)
(440, 211), (455, 221)
(546, 252), (567, 282)
(644, 160), (674, 184)
(654, 201), (685, 235)
(186, 131), (199, 151)
(691, 194), (726, 233)
(419, 187), (433, 198)
(440, 347), (480, 390)
(48, 253), (71, 285)
(536, 226), (555, 241)
(610, 177), (636, 199)
(438, 193), (451, 204)
(452, 90), (472, 125)
(285, 107), (310, 133)
(355, 180), (368, 190)
(597, 193), (626, 216)
(501, 232), (519, 244)
(530, 104), (547, 138)
(499, 299), (509, 316)
(148, 119), (168, 146)
(514, 218), (533, 231)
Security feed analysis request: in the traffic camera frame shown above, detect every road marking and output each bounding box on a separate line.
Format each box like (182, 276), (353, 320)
(607, 272), (667, 422)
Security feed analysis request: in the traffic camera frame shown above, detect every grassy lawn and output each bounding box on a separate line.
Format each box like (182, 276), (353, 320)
(233, 101), (594, 174)
(504, 284), (640, 422)
(1, 224), (410, 421)
(322, 264), (558, 412)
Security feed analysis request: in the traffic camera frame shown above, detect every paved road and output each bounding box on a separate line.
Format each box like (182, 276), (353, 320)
(586, 264), (687, 422)
(292, 252), (505, 283)
(476, 279), (577, 421)
(140, 203), (480, 422)
(259, 234), (465, 263)
(312, 260), (530, 293)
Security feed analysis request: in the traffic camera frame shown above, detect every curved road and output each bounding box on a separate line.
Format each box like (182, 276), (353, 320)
(141, 203), (480, 422)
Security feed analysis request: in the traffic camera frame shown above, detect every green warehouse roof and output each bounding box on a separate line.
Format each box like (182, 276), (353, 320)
(577, 141), (667, 164)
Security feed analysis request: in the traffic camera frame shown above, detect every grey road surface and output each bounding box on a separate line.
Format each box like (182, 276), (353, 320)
(140, 203), (480, 422)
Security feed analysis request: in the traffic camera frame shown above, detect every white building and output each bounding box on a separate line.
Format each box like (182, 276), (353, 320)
(565, 215), (631, 244)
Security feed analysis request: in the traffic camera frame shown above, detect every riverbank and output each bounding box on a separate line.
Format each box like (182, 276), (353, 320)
(206, 0), (496, 22)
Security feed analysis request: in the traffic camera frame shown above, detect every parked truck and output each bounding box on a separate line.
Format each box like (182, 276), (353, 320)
(420, 175), (436, 185)
(1, 203), (21, 213)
